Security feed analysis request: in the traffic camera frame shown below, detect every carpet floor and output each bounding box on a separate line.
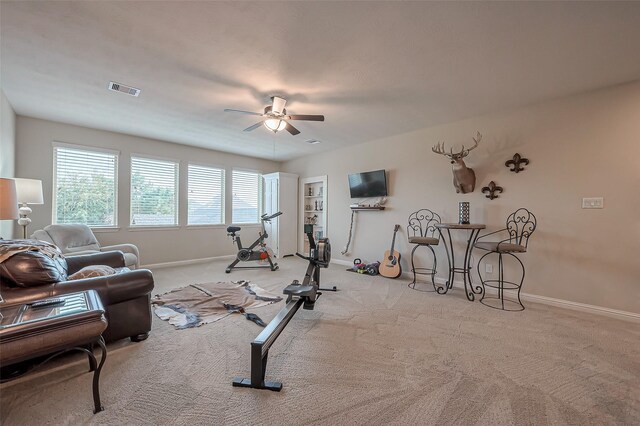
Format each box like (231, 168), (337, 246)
(1, 257), (638, 425)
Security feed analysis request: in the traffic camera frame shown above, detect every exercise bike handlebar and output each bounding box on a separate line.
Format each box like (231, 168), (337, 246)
(261, 211), (283, 221)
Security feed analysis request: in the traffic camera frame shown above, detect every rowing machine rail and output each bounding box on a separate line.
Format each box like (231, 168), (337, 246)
(232, 228), (332, 391)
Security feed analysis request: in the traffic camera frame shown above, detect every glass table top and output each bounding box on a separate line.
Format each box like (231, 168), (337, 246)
(0, 292), (92, 329)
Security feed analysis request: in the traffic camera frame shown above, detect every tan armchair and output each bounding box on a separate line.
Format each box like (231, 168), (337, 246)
(31, 224), (139, 269)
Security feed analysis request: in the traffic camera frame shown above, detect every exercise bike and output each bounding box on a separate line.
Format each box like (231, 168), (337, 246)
(225, 211), (282, 273)
(232, 225), (333, 391)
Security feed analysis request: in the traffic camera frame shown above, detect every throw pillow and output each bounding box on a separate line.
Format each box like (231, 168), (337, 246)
(0, 250), (68, 287)
(68, 265), (116, 280)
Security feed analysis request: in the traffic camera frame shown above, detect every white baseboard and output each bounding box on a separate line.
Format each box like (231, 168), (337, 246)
(417, 276), (639, 323)
(142, 255), (235, 270)
(518, 292), (640, 323)
(331, 258), (353, 267)
(146, 257), (640, 322)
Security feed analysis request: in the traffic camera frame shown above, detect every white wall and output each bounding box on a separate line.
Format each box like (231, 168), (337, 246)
(0, 89), (16, 238)
(284, 82), (640, 314)
(15, 117), (280, 265)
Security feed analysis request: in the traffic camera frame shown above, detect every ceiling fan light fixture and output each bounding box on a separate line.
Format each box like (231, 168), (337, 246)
(264, 118), (287, 132)
(225, 96), (323, 136)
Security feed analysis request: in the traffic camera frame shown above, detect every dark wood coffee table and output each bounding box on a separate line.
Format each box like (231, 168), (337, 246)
(0, 290), (108, 413)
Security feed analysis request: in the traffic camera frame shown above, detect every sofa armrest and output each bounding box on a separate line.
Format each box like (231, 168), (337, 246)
(52, 269), (154, 305)
(101, 243), (139, 257)
(66, 251), (126, 274)
(0, 285), (53, 306)
(100, 244), (139, 267)
(63, 249), (100, 257)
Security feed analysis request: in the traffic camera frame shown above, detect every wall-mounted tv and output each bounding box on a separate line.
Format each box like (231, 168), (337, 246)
(348, 169), (388, 198)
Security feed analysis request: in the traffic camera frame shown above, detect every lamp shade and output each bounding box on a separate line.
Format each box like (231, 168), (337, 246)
(0, 178), (19, 219)
(14, 178), (44, 204)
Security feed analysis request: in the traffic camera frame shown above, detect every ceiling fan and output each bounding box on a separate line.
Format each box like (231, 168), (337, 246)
(224, 96), (324, 135)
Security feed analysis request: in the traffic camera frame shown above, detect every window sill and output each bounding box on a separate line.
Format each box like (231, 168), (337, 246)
(127, 226), (181, 232)
(91, 227), (121, 233)
(185, 224), (227, 230)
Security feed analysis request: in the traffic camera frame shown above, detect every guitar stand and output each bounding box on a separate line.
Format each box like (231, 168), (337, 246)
(232, 228), (332, 391)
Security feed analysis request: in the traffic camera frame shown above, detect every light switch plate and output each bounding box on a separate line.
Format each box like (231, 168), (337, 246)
(582, 197), (604, 209)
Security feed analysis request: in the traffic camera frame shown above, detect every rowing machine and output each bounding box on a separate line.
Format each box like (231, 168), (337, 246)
(232, 226), (332, 391)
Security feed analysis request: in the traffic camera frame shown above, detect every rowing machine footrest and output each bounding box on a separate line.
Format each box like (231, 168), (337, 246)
(283, 284), (316, 298)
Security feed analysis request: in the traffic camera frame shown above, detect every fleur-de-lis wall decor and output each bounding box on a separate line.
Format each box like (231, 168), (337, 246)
(482, 181), (503, 200)
(505, 153), (529, 173)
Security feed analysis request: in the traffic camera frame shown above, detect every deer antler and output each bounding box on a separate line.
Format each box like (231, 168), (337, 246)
(460, 132), (482, 157)
(432, 132), (482, 159)
(432, 141), (453, 159)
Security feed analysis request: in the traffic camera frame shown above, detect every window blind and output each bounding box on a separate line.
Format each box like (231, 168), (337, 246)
(188, 164), (225, 225)
(130, 157), (178, 226)
(53, 146), (117, 227)
(232, 170), (262, 224)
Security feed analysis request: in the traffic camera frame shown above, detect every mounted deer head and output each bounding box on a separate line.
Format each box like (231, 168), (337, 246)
(432, 132), (482, 194)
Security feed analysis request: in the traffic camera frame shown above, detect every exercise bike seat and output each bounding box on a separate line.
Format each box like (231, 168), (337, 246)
(283, 284), (316, 298)
(227, 226), (241, 233)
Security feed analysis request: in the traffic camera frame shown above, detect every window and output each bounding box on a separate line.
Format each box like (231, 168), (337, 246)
(53, 145), (118, 227)
(232, 170), (262, 223)
(188, 164), (225, 225)
(130, 156), (178, 226)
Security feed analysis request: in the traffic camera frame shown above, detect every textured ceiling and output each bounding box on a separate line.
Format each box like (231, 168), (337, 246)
(2, 1), (640, 161)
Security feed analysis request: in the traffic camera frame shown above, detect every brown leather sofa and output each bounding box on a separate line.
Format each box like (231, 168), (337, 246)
(0, 250), (154, 342)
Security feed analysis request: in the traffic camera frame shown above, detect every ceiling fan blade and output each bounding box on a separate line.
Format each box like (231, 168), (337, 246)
(287, 114), (325, 121)
(272, 97), (287, 115)
(285, 122), (300, 135)
(224, 109), (263, 116)
(243, 121), (264, 132)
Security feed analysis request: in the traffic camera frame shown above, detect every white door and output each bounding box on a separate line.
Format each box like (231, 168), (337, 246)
(264, 177), (279, 256)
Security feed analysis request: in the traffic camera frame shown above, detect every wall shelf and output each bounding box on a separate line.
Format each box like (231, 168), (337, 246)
(300, 176), (327, 255)
(351, 206), (386, 211)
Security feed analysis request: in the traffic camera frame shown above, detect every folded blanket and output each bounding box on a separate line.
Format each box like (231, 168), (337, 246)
(0, 239), (63, 264)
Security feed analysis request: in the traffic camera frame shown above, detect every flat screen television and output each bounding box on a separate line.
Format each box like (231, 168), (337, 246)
(348, 169), (387, 198)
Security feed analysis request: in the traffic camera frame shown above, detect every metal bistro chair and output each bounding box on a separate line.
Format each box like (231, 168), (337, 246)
(475, 208), (537, 311)
(407, 209), (441, 292)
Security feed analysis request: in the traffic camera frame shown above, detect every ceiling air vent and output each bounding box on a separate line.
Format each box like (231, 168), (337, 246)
(108, 81), (141, 97)
(305, 139), (321, 145)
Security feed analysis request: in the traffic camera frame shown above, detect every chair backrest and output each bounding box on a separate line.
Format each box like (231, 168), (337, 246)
(506, 208), (537, 248)
(40, 224), (100, 253)
(407, 209), (441, 239)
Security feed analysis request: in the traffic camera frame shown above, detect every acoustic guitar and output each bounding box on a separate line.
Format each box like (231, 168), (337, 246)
(379, 224), (402, 278)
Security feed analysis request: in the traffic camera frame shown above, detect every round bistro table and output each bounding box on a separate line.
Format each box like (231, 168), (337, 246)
(434, 223), (486, 301)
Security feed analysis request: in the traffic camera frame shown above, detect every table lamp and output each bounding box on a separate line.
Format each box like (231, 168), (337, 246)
(14, 178), (44, 239)
(1, 178), (19, 238)
(0, 178), (19, 304)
